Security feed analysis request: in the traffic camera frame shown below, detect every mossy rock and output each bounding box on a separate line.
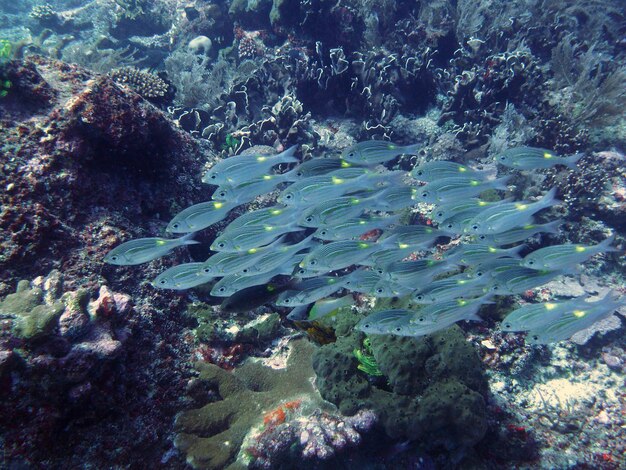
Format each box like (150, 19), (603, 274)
(312, 324), (489, 456)
(0, 280), (65, 341)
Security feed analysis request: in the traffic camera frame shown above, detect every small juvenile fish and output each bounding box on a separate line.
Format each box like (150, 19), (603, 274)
(151, 262), (214, 290)
(526, 291), (623, 344)
(493, 267), (563, 295)
(202, 145), (299, 185)
(501, 295), (591, 332)
(212, 170), (298, 204)
(341, 141), (421, 165)
(411, 161), (490, 182)
(292, 158), (351, 178)
(356, 309), (415, 335)
(297, 195), (370, 228)
(104, 233), (198, 265)
(521, 235), (618, 271)
(223, 206), (296, 231)
(167, 200), (238, 233)
(313, 215), (401, 241)
(473, 220), (562, 246)
(416, 176), (511, 204)
(276, 276), (348, 307)
(496, 146), (582, 170)
(466, 188), (560, 235)
(211, 222), (303, 252)
(220, 284), (284, 313)
(376, 258), (457, 289)
(406, 296), (490, 336)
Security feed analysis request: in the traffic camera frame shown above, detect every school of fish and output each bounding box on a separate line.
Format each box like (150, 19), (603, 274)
(105, 143), (622, 344)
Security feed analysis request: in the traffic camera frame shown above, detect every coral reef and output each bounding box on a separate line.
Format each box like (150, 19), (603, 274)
(313, 317), (489, 461)
(174, 338), (320, 469)
(109, 66), (170, 102)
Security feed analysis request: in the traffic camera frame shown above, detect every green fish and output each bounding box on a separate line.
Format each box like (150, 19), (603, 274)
(286, 294), (353, 322)
(202, 145), (298, 185)
(166, 200), (237, 233)
(496, 146), (582, 170)
(341, 141), (421, 165)
(104, 233), (198, 265)
(521, 235), (618, 271)
(151, 262), (214, 290)
(411, 161), (490, 182)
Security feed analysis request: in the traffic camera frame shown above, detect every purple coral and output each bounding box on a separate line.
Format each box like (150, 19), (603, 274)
(245, 408), (377, 469)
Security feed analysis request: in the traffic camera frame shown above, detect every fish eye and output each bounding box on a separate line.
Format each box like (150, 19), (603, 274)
(471, 224), (479, 230)
(218, 287), (226, 292)
(479, 235), (486, 240)
(528, 260), (534, 265)
(376, 269), (384, 274)
(417, 317), (425, 322)
(217, 242), (225, 248)
(310, 260), (317, 266)
(349, 152), (355, 157)
(364, 323), (370, 328)
(395, 327), (402, 332)
(436, 212), (443, 218)
(203, 268), (211, 274)
(218, 191), (226, 198)
(284, 298), (291, 304)
(320, 230), (327, 236)
(305, 216), (313, 223)
(172, 223), (179, 229)
(285, 194), (293, 200)
(296, 171), (303, 177)
(110, 255), (118, 261)
(242, 268), (249, 273)
(416, 294), (424, 300)
(421, 192), (428, 198)
(446, 223), (454, 229)
(499, 155), (506, 160)
(416, 170), (424, 176)
(504, 323), (511, 329)
(210, 174), (217, 179)
(159, 279), (167, 285)
(376, 288), (384, 294)
(532, 335), (539, 341)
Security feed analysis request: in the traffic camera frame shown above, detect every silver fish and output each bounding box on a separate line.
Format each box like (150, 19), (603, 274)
(521, 235), (618, 271)
(501, 295), (591, 332)
(472, 220), (562, 246)
(151, 263), (214, 290)
(496, 146), (582, 170)
(341, 141), (421, 165)
(166, 200), (237, 233)
(313, 215), (401, 241)
(276, 276), (348, 306)
(292, 158), (351, 178)
(223, 206), (297, 231)
(212, 170), (298, 205)
(415, 176), (511, 204)
(356, 309), (415, 335)
(466, 188), (560, 235)
(202, 145), (298, 185)
(343, 269), (413, 297)
(200, 236), (286, 276)
(287, 294), (354, 322)
(211, 222), (303, 252)
(210, 260), (298, 297)
(104, 233), (198, 265)
(526, 292), (623, 344)
(411, 161), (490, 182)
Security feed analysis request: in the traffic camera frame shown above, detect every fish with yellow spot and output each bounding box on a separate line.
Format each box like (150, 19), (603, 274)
(524, 291), (623, 344)
(521, 234), (619, 271)
(104, 232), (199, 265)
(496, 146), (582, 170)
(202, 145), (299, 185)
(166, 200), (238, 233)
(501, 295), (591, 332)
(340, 140), (421, 165)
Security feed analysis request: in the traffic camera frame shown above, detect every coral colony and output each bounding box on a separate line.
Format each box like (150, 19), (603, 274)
(1, 0), (625, 469)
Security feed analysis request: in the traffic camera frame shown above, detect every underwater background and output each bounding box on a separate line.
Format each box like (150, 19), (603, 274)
(0, 0), (625, 469)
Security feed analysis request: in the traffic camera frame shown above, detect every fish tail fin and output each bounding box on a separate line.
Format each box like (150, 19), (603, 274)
(538, 187), (561, 209)
(507, 244), (526, 258)
(597, 233), (620, 253)
(179, 232), (200, 245)
(492, 175), (512, 191)
(278, 145), (299, 164)
(565, 152), (584, 169)
(401, 143), (422, 156)
(542, 219), (563, 235)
